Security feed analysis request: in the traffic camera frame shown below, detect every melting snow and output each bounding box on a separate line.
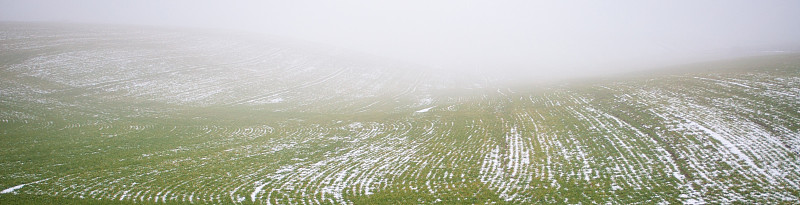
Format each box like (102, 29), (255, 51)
(416, 106), (435, 113)
(268, 97), (284, 103)
(1, 178), (49, 194)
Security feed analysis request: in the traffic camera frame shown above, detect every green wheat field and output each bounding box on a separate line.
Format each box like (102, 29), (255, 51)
(1, 23), (799, 204)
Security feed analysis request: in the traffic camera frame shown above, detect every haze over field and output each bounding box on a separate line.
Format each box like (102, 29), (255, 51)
(3, 0), (800, 79)
(2, 1), (800, 205)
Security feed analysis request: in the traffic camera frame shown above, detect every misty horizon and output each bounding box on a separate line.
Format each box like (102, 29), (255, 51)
(3, 0), (800, 79)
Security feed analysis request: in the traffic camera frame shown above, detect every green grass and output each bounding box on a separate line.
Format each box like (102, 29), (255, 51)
(1, 23), (800, 204)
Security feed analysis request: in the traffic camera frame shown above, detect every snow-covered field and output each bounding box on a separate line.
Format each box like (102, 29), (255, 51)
(1, 23), (799, 204)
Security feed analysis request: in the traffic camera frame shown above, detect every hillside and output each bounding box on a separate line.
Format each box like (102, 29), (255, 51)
(1, 24), (799, 204)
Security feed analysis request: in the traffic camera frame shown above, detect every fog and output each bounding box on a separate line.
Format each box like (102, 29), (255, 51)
(3, 0), (800, 79)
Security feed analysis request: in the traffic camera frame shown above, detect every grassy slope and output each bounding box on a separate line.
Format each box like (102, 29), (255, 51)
(1, 24), (799, 204)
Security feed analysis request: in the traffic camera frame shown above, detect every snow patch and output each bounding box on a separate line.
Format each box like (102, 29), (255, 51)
(267, 97), (284, 103)
(1, 178), (49, 194)
(416, 106), (435, 113)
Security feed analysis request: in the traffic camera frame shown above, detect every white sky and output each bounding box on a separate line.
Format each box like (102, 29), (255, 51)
(2, 0), (800, 77)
